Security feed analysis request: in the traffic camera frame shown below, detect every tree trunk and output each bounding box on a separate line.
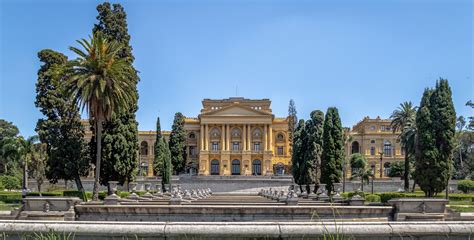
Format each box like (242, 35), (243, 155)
(74, 175), (85, 200)
(361, 178), (364, 192)
(411, 180), (416, 192)
(107, 182), (112, 196)
(92, 119), (103, 201)
(404, 148), (410, 192)
(37, 182), (42, 193)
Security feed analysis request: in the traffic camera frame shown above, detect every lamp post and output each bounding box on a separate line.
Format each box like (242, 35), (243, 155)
(378, 152), (384, 179)
(371, 165), (375, 194)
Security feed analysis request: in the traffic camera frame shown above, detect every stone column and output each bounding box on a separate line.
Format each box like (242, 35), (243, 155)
(148, 141), (154, 176)
(268, 125), (273, 152)
(226, 124), (230, 151)
(221, 124), (225, 151)
(200, 124), (204, 151)
(205, 124), (209, 151)
(240, 124), (245, 151)
(247, 124), (251, 151)
(263, 124), (267, 151)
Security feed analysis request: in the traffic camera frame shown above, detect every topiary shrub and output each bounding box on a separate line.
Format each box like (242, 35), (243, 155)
(458, 180), (474, 193)
(63, 190), (87, 201)
(0, 192), (22, 203)
(365, 194), (381, 203)
(347, 191), (365, 199)
(379, 192), (406, 203)
(26, 192), (62, 197)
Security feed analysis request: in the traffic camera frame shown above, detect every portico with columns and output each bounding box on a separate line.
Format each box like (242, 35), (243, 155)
(188, 97), (290, 176)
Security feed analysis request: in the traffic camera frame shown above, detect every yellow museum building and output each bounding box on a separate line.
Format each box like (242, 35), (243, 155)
(83, 97), (404, 178)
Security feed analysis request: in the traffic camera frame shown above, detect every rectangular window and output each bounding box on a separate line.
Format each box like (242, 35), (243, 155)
(384, 145), (392, 157)
(212, 142), (219, 152)
(189, 146), (196, 156)
(370, 147), (375, 156)
(232, 142), (240, 151)
(277, 146), (284, 156)
(253, 142), (261, 152)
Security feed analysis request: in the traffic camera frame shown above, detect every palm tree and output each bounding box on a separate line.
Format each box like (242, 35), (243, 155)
(65, 32), (136, 201)
(17, 136), (39, 195)
(390, 101), (417, 192)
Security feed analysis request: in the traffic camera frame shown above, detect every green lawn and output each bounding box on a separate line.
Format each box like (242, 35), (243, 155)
(0, 201), (20, 211)
(448, 199), (474, 213)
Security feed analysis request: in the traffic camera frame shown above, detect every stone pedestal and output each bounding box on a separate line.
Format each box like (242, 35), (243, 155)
(349, 195), (365, 206)
(388, 198), (449, 221)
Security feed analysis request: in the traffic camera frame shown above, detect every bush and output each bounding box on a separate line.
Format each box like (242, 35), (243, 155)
(0, 176), (21, 191)
(458, 180), (474, 193)
(84, 191), (107, 201)
(63, 190), (87, 201)
(26, 192), (63, 197)
(365, 194), (381, 203)
(379, 192), (406, 203)
(0, 192), (22, 203)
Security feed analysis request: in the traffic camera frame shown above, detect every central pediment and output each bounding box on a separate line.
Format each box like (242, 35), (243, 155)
(201, 105), (272, 117)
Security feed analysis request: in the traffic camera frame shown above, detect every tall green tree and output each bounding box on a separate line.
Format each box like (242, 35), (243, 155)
(390, 101), (417, 192)
(153, 117), (163, 176)
(169, 112), (187, 174)
(302, 110), (324, 193)
(89, 2), (140, 192)
(65, 32), (137, 201)
(153, 117), (172, 191)
(29, 142), (48, 193)
(288, 99), (298, 155)
(0, 120), (19, 141)
(291, 119), (305, 189)
(34, 49), (89, 193)
(321, 107), (345, 194)
(415, 79), (456, 197)
(0, 119), (20, 174)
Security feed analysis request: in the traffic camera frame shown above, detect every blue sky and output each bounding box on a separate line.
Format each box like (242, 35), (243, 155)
(0, 0), (472, 137)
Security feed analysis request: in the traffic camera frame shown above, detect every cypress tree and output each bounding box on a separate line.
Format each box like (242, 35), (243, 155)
(161, 139), (172, 191)
(288, 100), (298, 155)
(303, 110), (324, 193)
(89, 2), (140, 188)
(169, 112), (187, 174)
(321, 107), (345, 194)
(291, 119), (305, 187)
(153, 117), (163, 176)
(35, 49), (89, 194)
(415, 80), (456, 197)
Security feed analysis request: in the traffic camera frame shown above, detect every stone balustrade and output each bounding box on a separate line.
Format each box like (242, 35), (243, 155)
(0, 220), (472, 239)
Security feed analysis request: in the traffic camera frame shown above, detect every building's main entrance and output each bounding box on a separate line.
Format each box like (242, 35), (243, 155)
(231, 159), (241, 175)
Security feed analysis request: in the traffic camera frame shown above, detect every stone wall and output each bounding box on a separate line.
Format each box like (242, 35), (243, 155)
(0, 220), (472, 239)
(27, 176), (459, 193)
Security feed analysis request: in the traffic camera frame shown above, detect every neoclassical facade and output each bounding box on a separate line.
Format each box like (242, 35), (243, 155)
(83, 100), (403, 179)
(344, 116), (404, 179)
(83, 97), (291, 177)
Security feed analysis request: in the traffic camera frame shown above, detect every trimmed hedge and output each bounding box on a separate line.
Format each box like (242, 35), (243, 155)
(63, 190), (87, 201)
(378, 192), (406, 203)
(26, 192), (63, 197)
(458, 180), (474, 193)
(365, 194), (381, 203)
(0, 192), (21, 203)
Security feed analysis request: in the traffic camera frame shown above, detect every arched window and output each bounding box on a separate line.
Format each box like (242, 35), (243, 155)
(210, 160), (220, 175)
(210, 128), (220, 138)
(188, 133), (196, 139)
(231, 159), (241, 175)
(252, 128), (262, 138)
(231, 128), (241, 137)
(351, 141), (360, 154)
(140, 141), (148, 156)
(252, 160), (262, 176)
(384, 141), (392, 157)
